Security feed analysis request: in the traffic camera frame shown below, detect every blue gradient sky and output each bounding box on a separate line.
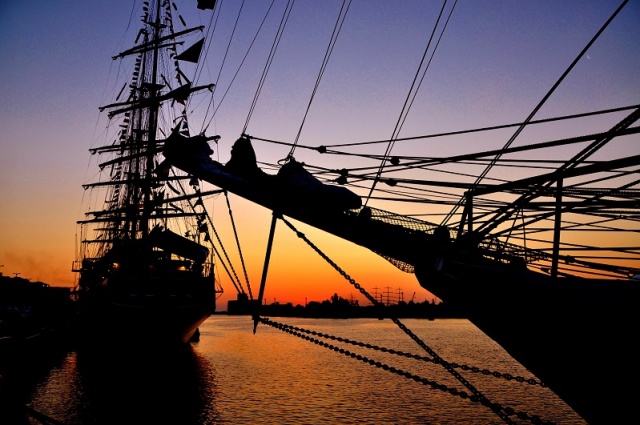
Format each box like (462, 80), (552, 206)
(1, 1), (638, 308)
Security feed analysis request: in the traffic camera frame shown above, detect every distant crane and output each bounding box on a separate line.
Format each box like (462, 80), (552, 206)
(410, 292), (416, 302)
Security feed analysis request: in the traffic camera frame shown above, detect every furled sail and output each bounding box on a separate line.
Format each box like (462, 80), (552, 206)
(147, 226), (209, 264)
(197, 0), (216, 11)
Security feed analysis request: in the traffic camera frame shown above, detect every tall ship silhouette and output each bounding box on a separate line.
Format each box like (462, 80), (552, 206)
(73, 0), (221, 345)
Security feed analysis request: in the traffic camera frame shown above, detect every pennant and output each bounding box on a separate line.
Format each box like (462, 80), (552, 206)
(166, 83), (191, 105)
(176, 39), (205, 63)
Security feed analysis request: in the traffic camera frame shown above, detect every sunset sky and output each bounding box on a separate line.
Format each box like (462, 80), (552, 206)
(1, 1), (638, 309)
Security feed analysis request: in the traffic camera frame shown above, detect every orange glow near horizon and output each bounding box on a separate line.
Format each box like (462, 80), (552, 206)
(3, 184), (636, 310)
(0, 195), (435, 312)
(2, 1), (638, 315)
(209, 201), (437, 309)
(2, 183), (636, 311)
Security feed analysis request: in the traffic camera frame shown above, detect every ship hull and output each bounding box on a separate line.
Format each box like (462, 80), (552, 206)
(415, 258), (639, 424)
(75, 254), (216, 346)
(75, 300), (214, 346)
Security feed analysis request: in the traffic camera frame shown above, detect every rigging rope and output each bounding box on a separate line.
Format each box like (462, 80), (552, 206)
(392, 0), (458, 150)
(476, 109), (640, 237)
(212, 0), (247, 94)
(209, 0), (277, 123)
(200, 0), (240, 133)
(192, 0), (218, 94)
(284, 0), (353, 162)
(253, 127), (640, 189)
(243, 0), (296, 134)
(250, 104), (639, 152)
(440, 0), (631, 227)
(203, 208), (245, 295)
(364, 0), (456, 208)
(224, 191), (254, 300)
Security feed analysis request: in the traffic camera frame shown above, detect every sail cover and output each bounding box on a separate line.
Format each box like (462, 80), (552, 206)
(147, 226), (209, 263)
(197, 1), (216, 11)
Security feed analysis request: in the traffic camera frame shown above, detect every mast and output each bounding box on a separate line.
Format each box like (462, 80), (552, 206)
(76, 0), (217, 265)
(141, 0), (162, 238)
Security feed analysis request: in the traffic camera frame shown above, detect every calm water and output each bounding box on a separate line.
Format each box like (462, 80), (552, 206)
(2, 316), (586, 424)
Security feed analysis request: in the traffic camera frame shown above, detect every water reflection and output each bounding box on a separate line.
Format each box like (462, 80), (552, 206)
(16, 343), (219, 425)
(0, 341), (70, 424)
(2, 318), (587, 424)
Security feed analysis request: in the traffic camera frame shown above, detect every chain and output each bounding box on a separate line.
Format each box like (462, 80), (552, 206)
(279, 217), (518, 424)
(259, 319), (543, 386)
(259, 317), (555, 425)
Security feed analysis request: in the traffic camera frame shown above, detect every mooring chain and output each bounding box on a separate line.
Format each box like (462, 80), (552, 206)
(259, 317), (555, 425)
(280, 217), (515, 425)
(262, 319), (543, 386)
